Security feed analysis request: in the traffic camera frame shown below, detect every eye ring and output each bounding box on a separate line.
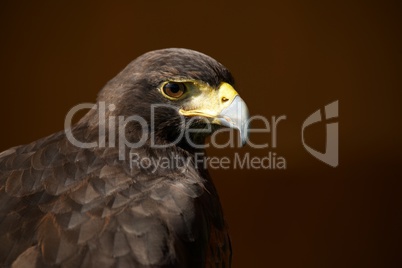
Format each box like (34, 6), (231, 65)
(162, 82), (187, 99)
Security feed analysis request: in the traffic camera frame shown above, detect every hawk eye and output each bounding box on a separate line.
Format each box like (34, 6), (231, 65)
(162, 82), (186, 99)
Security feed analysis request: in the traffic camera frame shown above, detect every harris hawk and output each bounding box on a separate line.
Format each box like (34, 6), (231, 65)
(0, 48), (249, 267)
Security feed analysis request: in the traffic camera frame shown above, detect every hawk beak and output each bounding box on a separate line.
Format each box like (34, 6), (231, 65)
(214, 95), (249, 146)
(179, 82), (249, 146)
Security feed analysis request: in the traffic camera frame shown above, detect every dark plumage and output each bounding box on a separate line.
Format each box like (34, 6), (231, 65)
(0, 48), (244, 267)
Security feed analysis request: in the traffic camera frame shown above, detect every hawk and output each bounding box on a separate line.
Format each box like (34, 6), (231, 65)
(0, 48), (249, 267)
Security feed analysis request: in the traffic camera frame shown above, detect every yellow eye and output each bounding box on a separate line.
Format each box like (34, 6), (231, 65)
(162, 82), (186, 99)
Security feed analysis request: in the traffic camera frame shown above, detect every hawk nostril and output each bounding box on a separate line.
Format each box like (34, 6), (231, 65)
(221, 97), (229, 103)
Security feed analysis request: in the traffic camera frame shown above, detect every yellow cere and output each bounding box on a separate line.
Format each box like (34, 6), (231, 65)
(179, 82), (239, 118)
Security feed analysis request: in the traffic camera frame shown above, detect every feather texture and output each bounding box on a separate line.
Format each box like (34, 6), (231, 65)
(0, 48), (233, 267)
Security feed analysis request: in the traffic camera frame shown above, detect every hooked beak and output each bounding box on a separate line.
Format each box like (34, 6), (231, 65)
(179, 82), (249, 145)
(214, 95), (249, 145)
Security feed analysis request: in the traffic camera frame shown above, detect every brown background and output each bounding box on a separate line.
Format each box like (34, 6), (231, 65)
(0, 0), (401, 267)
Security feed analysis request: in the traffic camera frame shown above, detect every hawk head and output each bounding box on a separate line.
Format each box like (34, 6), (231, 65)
(84, 48), (249, 149)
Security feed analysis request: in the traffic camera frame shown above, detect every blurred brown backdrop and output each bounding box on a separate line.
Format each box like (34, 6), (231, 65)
(0, 0), (401, 267)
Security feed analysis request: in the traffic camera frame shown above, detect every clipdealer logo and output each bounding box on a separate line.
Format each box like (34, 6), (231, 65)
(302, 100), (339, 167)
(63, 100), (339, 171)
